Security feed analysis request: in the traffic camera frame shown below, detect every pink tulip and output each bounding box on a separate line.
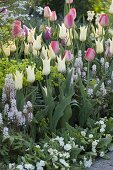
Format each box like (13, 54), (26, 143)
(66, 0), (73, 4)
(44, 27), (52, 40)
(99, 14), (109, 27)
(23, 25), (30, 36)
(69, 8), (76, 19)
(64, 50), (73, 61)
(64, 13), (74, 29)
(51, 41), (59, 54)
(44, 6), (51, 18)
(50, 11), (57, 21)
(61, 38), (67, 47)
(85, 48), (96, 61)
(12, 20), (23, 37)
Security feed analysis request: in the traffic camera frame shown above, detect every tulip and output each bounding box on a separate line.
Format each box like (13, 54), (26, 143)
(61, 38), (67, 46)
(44, 6), (51, 18)
(12, 20), (23, 37)
(27, 28), (35, 43)
(33, 34), (42, 51)
(42, 58), (51, 75)
(48, 45), (56, 59)
(57, 56), (66, 73)
(10, 44), (16, 52)
(95, 39), (104, 54)
(33, 49), (37, 56)
(80, 26), (87, 42)
(14, 71), (23, 90)
(59, 23), (67, 39)
(2, 45), (10, 57)
(69, 8), (76, 19)
(85, 48), (96, 61)
(42, 86), (47, 96)
(96, 23), (105, 36)
(23, 25), (30, 36)
(109, 0), (113, 14)
(66, 29), (73, 46)
(26, 66), (35, 83)
(64, 50), (73, 61)
(24, 43), (29, 55)
(50, 41), (59, 54)
(66, 0), (73, 4)
(64, 13), (74, 29)
(50, 11), (57, 21)
(44, 27), (52, 41)
(28, 43), (33, 53)
(42, 46), (48, 59)
(109, 38), (113, 55)
(99, 14), (109, 27)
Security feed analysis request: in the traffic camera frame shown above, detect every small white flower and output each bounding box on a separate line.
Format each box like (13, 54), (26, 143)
(64, 144), (72, 151)
(81, 131), (86, 137)
(84, 157), (92, 168)
(89, 134), (93, 139)
(24, 164), (35, 170)
(59, 159), (70, 168)
(100, 151), (105, 157)
(16, 165), (24, 170)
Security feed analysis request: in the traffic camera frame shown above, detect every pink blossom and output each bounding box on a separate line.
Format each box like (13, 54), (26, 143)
(23, 25), (30, 36)
(99, 14), (109, 27)
(50, 41), (59, 54)
(69, 8), (76, 19)
(50, 11), (57, 21)
(64, 50), (73, 61)
(44, 27), (52, 40)
(12, 20), (23, 37)
(85, 48), (96, 61)
(66, 0), (73, 4)
(64, 13), (74, 29)
(44, 6), (51, 18)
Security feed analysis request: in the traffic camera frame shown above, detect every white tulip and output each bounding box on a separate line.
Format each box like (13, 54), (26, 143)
(42, 58), (51, 75)
(109, 38), (113, 54)
(80, 26), (87, 42)
(26, 66), (35, 83)
(14, 71), (23, 90)
(109, 1), (113, 14)
(24, 43), (29, 55)
(57, 56), (66, 73)
(33, 34), (42, 51)
(2, 45), (10, 57)
(96, 23), (105, 36)
(48, 45), (56, 59)
(95, 39), (104, 54)
(42, 46), (48, 59)
(59, 23), (67, 39)
(27, 28), (35, 43)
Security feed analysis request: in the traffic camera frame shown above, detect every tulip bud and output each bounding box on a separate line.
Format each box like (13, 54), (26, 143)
(69, 8), (76, 19)
(42, 58), (51, 75)
(99, 14), (109, 27)
(64, 13), (74, 29)
(80, 26), (87, 42)
(2, 45), (10, 57)
(50, 41), (59, 54)
(14, 71), (23, 90)
(66, 0), (73, 4)
(85, 48), (96, 61)
(44, 6), (51, 18)
(27, 28), (35, 43)
(26, 66), (35, 83)
(59, 23), (67, 39)
(50, 11), (57, 21)
(44, 27), (52, 41)
(109, 38), (113, 55)
(64, 50), (73, 62)
(33, 34), (42, 51)
(57, 56), (66, 73)
(95, 39), (104, 54)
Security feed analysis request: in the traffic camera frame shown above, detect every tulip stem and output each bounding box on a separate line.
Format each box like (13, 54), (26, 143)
(87, 61), (90, 88)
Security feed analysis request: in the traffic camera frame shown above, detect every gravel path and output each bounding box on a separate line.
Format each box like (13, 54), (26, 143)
(88, 152), (113, 170)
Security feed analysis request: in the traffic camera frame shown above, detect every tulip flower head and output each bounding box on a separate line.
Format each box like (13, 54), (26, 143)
(44, 6), (51, 18)
(44, 27), (52, 41)
(33, 34), (42, 51)
(64, 50), (73, 62)
(50, 11), (57, 21)
(95, 39), (104, 54)
(48, 45), (56, 59)
(80, 26), (88, 42)
(59, 23), (67, 39)
(85, 48), (96, 61)
(26, 66), (35, 83)
(2, 45), (10, 57)
(14, 71), (23, 90)
(64, 13), (74, 29)
(66, 0), (73, 4)
(109, 0), (113, 14)
(57, 56), (66, 73)
(24, 43), (29, 55)
(99, 14), (109, 27)
(69, 8), (76, 19)
(12, 20), (24, 38)
(50, 41), (59, 54)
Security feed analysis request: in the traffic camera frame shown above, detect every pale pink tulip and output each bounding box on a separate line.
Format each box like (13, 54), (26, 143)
(64, 13), (74, 29)
(12, 20), (23, 37)
(64, 50), (73, 61)
(44, 6), (51, 18)
(69, 8), (76, 19)
(99, 14), (109, 27)
(23, 25), (30, 36)
(85, 48), (96, 61)
(66, 0), (73, 4)
(50, 11), (57, 21)
(50, 41), (59, 54)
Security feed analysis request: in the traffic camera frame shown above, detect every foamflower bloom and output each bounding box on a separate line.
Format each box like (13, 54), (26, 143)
(33, 34), (42, 51)
(44, 6), (51, 18)
(26, 66), (35, 83)
(85, 48), (96, 61)
(80, 26), (88, 42)
(14, 71), (23, 90)
(95, 39), (104, 54)
(99, 14), (109, 27)
(57, 56), (66, 73)
(66, 0), (73, 4)
(59, 23), (67, 39)
(109, 38), (113, 55)
(50, 41), (59, 54)
(64, 13), (74, 29)
(50, 11), (57, 21)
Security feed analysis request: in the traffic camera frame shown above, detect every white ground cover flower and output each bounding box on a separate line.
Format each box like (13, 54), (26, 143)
(16, 165), (25, 170)
(59, 159), (70, 168)
(89, 134), (93, 139)
(84, 156), (92, 168)
(81, 131), (86, 137)
(100, 151), (105, 157)
(24, 164), (35, 170)
(36, 160), (45, 170)
(64, 144), (72, 151)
